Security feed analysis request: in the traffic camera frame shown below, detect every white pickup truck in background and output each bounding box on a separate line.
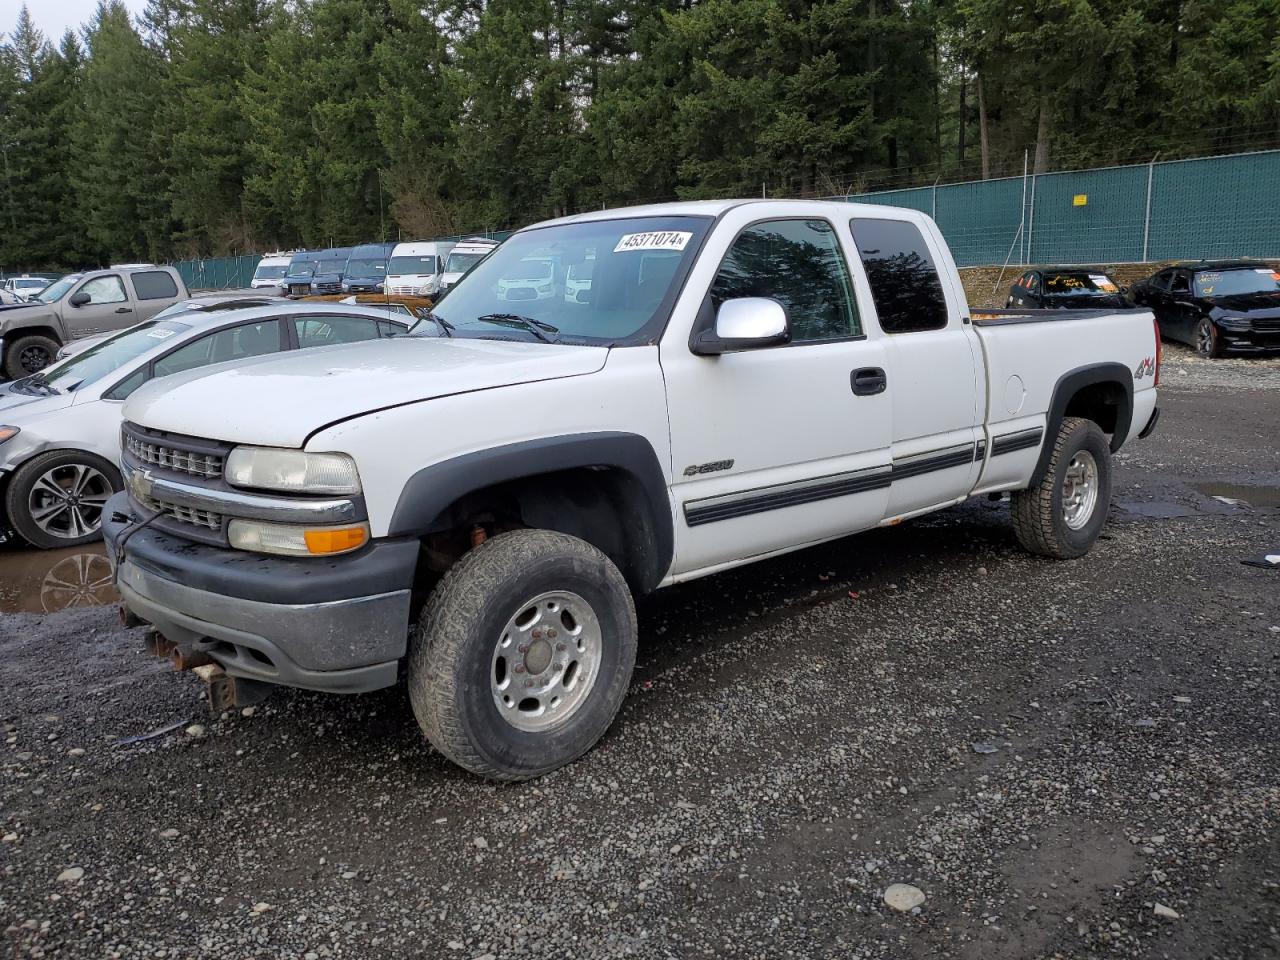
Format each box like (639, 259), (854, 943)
(103, 200), (1160, 780)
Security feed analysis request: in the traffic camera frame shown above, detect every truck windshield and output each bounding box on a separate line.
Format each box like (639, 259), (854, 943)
(1043, 273), (1118, 296)
(419, 216), (711, 344)
(388, 255), (438, 274)
(318, 258), (349, 272)
(1194, 268), (1280, 297)
(35, 275), (80, 303)
(254, 264), (288, 280)
(445, 251), (488, 274)
(345, 259), (386, 275)
(28, 319), (193, 392)
(287, 258), (316, 276)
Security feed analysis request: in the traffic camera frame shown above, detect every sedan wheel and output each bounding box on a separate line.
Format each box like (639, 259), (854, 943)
(4, 451), (121, 549)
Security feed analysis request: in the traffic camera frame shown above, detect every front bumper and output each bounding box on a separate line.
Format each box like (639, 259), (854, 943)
(103, 493), (419, 694)
(1219, 330), (1280, 353)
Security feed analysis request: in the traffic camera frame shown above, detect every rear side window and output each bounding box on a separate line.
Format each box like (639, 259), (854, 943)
(711, 218), (860, 342)
(131, 271), (180, 301)
(849, 218), (949, 333)
(293, 315), (381, 348)
(153, 320), (282, 378)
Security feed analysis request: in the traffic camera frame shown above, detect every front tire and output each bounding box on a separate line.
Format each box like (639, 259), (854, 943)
(1194, 318), (1223, 358)
(408, 529), (638, 780)
(1010, 417), (1112, 560)
(4, 450), (121, 549)
(4, 334), (60, 379)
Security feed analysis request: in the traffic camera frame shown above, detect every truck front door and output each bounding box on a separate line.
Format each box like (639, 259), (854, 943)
(661, 213), (893, 577)
(65, 274), (136, 338)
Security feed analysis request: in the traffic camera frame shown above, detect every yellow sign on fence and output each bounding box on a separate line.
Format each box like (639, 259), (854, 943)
(1073, 194), (1088, 206)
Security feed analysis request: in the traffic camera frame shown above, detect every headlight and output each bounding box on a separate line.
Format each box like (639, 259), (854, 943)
(0, 425), (19, 444)
(225, 447), (361, 494)
(229, 519), (369, 556)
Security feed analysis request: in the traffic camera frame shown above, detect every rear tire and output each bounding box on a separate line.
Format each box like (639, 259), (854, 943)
(408, 529), (638, 780)
(4, 450), (122, 549)
(4, 334), (60, 379)
(1010, 417), (1112, 560)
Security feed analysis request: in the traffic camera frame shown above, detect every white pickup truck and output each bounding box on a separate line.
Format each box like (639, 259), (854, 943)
(102, 200), (1160, 780)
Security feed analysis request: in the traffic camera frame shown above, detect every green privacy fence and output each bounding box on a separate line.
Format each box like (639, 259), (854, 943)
(174, 254), (263, 290)
(842, 148), (1280, 267)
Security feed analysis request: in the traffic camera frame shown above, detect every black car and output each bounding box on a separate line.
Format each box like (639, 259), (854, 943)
(1128, 260), (1280, 357)
(1006, 267), (1131, 310)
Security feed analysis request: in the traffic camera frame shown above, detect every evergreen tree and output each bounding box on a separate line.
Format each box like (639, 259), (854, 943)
(72, 1), (171, 262)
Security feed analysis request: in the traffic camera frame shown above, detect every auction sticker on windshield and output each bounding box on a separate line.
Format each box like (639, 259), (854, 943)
(614, 231), (692, 253)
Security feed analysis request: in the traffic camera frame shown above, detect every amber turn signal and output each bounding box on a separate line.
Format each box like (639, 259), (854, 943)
(304, 525), (368, 555)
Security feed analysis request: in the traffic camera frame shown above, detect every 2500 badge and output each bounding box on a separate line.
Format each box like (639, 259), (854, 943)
(683, 459), (735, 477)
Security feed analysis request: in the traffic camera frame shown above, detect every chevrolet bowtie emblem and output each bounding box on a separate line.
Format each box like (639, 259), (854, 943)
(127, 468), (155, 501)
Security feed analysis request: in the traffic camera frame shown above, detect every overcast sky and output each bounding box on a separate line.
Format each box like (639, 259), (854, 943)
(0, 0), (147, 43)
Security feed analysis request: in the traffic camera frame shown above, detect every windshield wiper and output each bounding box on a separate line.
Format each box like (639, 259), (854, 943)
(474, 313), (559, 344)
(13, 376), (59, 396)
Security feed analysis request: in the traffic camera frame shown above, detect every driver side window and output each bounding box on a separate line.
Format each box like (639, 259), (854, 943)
(80, 276), (127, 305)
(1171, 272), (1191, 295)
(711, 219), (860, 343)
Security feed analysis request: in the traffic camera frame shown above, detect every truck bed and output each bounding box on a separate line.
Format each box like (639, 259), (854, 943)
(968, 305), (1160, 496)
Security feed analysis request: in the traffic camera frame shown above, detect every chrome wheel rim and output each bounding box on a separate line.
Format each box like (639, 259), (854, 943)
(1196, 321), (1214, 355)
(27, 464), (112, 539)
(490, 590), (602, 732)
(1062, 450), (1099, 530)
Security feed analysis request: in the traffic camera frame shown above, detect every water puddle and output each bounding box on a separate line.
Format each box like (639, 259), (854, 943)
(1192, 482), (1280, 509)
(0, 543), (117, 615)
(1118, 481), (1280, 520)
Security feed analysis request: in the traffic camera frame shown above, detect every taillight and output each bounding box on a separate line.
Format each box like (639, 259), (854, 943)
(1153, 318), (1162, 387)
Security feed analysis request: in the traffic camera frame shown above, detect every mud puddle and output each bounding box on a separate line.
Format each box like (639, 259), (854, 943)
(1192, 481), (1280, 509)
(0, 542), (117, 614)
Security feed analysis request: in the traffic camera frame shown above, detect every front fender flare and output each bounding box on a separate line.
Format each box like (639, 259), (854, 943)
(387, 432), (674, 591)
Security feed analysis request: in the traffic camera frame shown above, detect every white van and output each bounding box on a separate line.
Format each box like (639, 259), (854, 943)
(385, 241), (456, 297)
(439, 238), (500, 296)
(251, 253), (294, 289)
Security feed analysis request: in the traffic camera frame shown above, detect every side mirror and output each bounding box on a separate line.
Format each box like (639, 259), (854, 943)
(691, 297), (790, 356)
(69, 292), (91, 307)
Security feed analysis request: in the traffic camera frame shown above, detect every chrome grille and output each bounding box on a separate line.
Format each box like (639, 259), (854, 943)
(135, 491), (223, 531)
(125, 434), (224, 479)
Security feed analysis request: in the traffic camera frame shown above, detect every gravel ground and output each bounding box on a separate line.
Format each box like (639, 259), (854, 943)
(2, 351), (1278, 959)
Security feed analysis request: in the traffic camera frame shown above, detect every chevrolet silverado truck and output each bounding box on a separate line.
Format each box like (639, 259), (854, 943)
(0, 265), (189, 379)
(102, 200), (1161, 781)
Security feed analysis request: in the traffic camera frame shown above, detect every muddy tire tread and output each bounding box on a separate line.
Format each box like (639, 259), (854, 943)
(408, 529), (635, 781)
(1010, 416), (1103, 560)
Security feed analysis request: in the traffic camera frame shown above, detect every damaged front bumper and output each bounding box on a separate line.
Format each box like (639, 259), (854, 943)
(103, 493), (418, 695)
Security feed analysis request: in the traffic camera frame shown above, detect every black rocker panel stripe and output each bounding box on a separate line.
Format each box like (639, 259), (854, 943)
(684, 440), (995, 527)
(990, 428), (1044, 457)
(685, 470), (892, 527)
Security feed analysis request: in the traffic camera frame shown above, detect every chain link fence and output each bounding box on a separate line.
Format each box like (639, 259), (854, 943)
(844, 148), (1280, 267)
(169, 150), (1278, 280)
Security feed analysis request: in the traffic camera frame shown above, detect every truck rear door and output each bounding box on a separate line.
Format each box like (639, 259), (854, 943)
(128, 270), (184, 322)
(661, 212), (893, 576)
(848, 215), (984, 521)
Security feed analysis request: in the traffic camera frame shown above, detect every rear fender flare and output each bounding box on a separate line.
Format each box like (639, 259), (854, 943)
(1030, 363), (1133, 487)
